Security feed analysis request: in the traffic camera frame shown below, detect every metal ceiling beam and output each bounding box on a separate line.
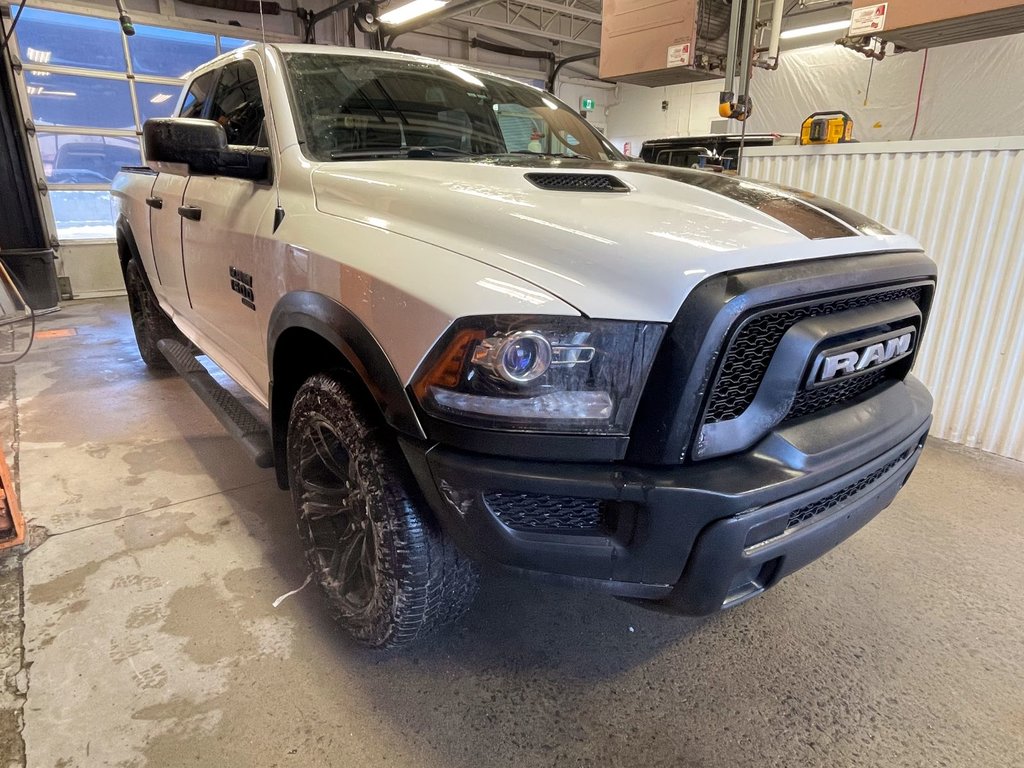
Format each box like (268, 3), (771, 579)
(509, 0), (602, 23)
(449, 15), (602, 46)
(434, 18), (603, 77)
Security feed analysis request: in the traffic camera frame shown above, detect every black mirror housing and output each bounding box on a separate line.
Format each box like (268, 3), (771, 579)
(144, 118), (226, 167)
(143, 118), (269, 181)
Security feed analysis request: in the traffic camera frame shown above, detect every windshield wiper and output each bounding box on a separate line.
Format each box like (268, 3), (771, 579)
(328, 146), (474, 160)
(501, 151), (598, 162)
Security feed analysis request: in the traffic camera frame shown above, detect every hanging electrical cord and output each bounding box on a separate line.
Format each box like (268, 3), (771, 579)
(1, 308), (36, 365)
(1, 0), (29, 55)
(909, 48), (928, 140)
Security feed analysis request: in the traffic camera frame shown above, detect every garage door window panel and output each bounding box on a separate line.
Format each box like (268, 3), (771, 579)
(129, 25), (217, 79)
(37, 134), (142, 183)
(15, 8), (127, 72)
(49, 191), (115, 240)
(25, 73), (135, 131)
(136, 82), (185, 124)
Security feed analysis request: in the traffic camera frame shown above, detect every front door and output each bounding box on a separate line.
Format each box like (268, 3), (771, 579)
(146, 69), (217, 319)
(180, 57), (274, 398)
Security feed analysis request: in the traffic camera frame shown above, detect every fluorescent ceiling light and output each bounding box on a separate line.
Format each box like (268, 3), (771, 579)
(779, 19), (850, 39)
(26, 47), (52, 63)
(149, 93), (173, 104)
(379, 0), (447, 25)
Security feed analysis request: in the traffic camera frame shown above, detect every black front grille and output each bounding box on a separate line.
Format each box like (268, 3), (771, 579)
(703, 285), (924, 424)
(483, 491), (603, 533)
(524, 173), (630, 192)
(787, 451), (908, 530)
(786, 369), (888, 420)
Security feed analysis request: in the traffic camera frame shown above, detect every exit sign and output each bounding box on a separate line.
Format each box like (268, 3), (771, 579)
(580, 97), (595, 111)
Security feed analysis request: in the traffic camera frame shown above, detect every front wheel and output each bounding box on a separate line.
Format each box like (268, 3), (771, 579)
(286, 373), (478, 649)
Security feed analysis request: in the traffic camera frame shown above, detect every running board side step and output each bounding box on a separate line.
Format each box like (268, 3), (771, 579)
(157, 338), (274, 468)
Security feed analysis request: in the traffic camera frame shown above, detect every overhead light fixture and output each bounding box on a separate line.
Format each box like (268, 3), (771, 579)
(29, 70), (51, 77)
(149, 93), (173, 104)
(26, 47), (52, 63)
(779, 19), (850, 39)
(28, 87), (77, 97)
(379, 0), (447, 25)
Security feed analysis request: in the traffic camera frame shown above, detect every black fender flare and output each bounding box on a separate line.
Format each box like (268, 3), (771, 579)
(266, 290), (426, 448)
(115, 216), (139, 272)
(114, 215), (153, 288)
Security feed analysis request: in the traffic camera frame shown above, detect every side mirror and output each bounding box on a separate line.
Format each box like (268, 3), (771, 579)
(143, 118), (269, 181)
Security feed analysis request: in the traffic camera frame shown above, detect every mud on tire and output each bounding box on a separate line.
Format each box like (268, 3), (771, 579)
(286, 373), (479, 649)
(124, 258), (184, 370)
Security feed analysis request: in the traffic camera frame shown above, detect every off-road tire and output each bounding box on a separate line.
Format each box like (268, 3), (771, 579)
(124, 259), (182, 370)
(286, 373), (479, 649)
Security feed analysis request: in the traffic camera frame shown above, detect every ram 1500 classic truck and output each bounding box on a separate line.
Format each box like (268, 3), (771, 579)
(111, 44), (936, 649)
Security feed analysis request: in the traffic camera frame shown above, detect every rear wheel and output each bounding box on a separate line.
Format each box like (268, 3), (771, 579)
(124, 259), (182, 370)
(286, 373), (478, 649)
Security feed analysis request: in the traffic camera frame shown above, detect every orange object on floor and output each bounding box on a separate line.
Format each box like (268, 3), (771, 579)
(0, 446), (24, 550)
(34, 328), (77, 340)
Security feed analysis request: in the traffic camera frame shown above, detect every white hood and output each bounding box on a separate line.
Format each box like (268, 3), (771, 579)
(311, 159), (921, 321)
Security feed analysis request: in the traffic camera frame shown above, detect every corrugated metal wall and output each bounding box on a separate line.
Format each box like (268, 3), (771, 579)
(744, 138), (1024, 461)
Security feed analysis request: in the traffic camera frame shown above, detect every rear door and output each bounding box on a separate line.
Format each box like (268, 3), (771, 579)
(180, 57), (275, 392)
(147, 70), (216, 314)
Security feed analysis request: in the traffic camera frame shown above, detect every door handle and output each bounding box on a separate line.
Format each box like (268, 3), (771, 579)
(145, 196), (163, 209)
(178, 205), (202, 221)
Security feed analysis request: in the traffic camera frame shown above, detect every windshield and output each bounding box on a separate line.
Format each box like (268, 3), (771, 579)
(283, 52), (622, 162)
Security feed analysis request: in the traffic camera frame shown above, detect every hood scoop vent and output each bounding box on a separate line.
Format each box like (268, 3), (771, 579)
(524, 173), (630, 193)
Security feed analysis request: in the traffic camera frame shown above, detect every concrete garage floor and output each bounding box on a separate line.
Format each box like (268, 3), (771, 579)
(3, 297), (1023, 768)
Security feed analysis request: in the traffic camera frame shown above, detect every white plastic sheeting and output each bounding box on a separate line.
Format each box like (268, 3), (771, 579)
(607, 32), (1024, 148)
(744, 137), (1024, 461)
(745, 35), (1024, 142)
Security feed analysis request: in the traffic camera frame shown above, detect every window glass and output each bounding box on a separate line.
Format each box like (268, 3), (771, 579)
(129, 25), (217, 78)
(50, 190), (115, 239)
(37, 134), (141, 183)
(15, 8), (126, 72)
(494, 103), (539, 153)
(135, 82), (184, 124)
(25, 73), (134, 129)
(220, 37), (254, 52)
(179, 71), (217, 118)
(283, 53), (620, 162)
(208, 61), (266, 146)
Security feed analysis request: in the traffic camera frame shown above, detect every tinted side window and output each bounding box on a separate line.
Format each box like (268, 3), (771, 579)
(208, 60), (266, 147)
(179, 71), (216, 118)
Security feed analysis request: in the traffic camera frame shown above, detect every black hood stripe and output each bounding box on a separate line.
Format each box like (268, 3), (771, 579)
(464, 157), (892, 240)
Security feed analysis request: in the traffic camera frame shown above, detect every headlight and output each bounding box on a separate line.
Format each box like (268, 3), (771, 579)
(411, 316), (666, 434)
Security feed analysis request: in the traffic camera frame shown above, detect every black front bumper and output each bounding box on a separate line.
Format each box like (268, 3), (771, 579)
(401, 377), (932, 615)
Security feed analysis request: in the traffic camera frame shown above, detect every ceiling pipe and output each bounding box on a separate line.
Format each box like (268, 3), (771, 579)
(546, 51), (599, 91)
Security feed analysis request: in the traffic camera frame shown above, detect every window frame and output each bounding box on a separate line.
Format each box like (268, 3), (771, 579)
(205, 58), (269, 149)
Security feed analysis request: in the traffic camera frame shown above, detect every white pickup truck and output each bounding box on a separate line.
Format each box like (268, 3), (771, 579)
(112, 43), (936, 648)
